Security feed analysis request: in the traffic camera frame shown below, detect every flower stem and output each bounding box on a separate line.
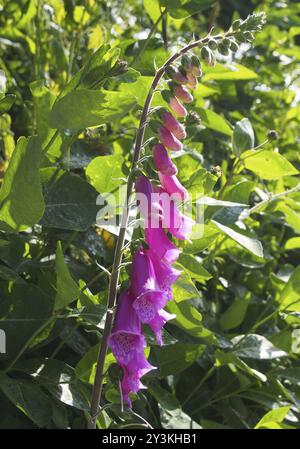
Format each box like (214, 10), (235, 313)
(88, 30), (231, 429)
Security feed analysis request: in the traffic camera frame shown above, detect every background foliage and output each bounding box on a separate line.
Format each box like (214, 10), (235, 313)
(0, 0), (300, 429)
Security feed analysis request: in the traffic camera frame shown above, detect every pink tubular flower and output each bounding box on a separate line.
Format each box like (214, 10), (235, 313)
(158, 126), (183, 152)
(135, 174), (162, 227)
(161, 111), (186, 140)
(131, 249), (169, 323)
(186, 72), (198, 90)
(158, 172), (188, 201)
(152, 144), (177, 176)
(169, 96), (187, 117)
(167, 199), (194, 240)
(121, 351), (154, 406)
(145, 226), (180, 264)
(108, 290), (144, 366)
(148, 309), (176, 345)
(155, 186), (194, 240)
(173, 84), (193, 103)
(147, 249), (181, 295)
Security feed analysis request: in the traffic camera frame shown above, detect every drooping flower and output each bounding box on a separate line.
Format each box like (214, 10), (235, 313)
(161, 110), (186, 140)
(146, 248), (181, 293)
(131, 248), (169, 323)
(121, 351), (155, 406)
(108, 290), (144, 366)
(165, 66), (188, 85)
(145, 225), (181, 264)
(148, 309), (176, 345)
(135, 174), (163, 227)
(158, 172), (188, 201)
(186, 72), (198, 90)
(170, 82), (193, 103)
(152, 144), (178, 176)
(158, 126), (183, 151)
(156, 187), (194, 240)
(162, 90), (187, 117)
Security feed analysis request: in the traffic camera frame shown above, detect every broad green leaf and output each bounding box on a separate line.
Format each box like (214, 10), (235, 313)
(233, 118), (255, 156)
(49, 90), (136, 129)
(0, 94), (16, 115)
(220, 296), (250, 330)
(216, 351), (267, 382)
(161, 0), (216, 19)
(172, 270), (199, 303)
(255, 406), (290, 429)
(145, 378), (180, 410)
(86, 154), (125, 195)
(41, 170), (98, 231)
(0, 283), (54, 360)
(285, 237), (300, 250)
(212, 220), (264, 258)
(0, 373), (53, 427)
(279, 265), (300, 311)
(160, 408), (202, 429)
(153, 343), (205, 376)
(0, 136), (45, 231)
(232, 334), (288, 359)
(196, 107), (232, 136)
(242, 149), (298, 179)
(178, 254), (212, 283)
(54, 241), (81, 310)
(184, 223), (219, 254)
(203, 63), (258, 81)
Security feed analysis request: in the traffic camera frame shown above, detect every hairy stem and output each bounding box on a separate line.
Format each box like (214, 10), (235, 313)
(88, 30), (231, 429)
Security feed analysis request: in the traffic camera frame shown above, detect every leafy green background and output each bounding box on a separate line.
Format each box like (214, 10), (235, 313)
(0, 0), (300, 429)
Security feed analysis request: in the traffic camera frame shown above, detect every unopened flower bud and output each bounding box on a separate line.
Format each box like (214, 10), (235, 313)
(161, 89), (188, 117)
(181, 54), (193, 72)
(244, 31), (254, 42)
(158, 126), (183, 152)
(210, 165), (222, 177)
(190, 55), (202, 77)
(208, 39), (218, 50)
(232, 19), (242, 31)
(111, 59), (128, 76)
(201, 46), (214, 65)
(161, 110), (186, 140)
(165, 66), (188, 84)
(169, 81), (193, 103)
(186, 72), (198, 90)
(267, 129), (279, 141)
(186, 111), (201, 126)
(229, 39), (239, 52)
(152, 143), (178, 175)
(218, 42), (229, 56)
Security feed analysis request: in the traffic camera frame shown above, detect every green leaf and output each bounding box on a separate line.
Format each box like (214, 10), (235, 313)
(86, 154), (125, 194)
(160, 408), (202, 429)
(203, 63), (258, 81)
(41, 170), (98, 231)
(279, 265), (300, 312)
(0, 373), (53, 427)
(242, 149), (298, 179)
(162, 0), (216, 19)
(212, 220), (264, 258)
(0, 94), (16, 115)
(49, 90), (136, 130)
(178, 254), (212, 283)
(255, 406), (290, 429)
(0, 136), (45, 231)
(232, 334), (288, 359)
(220, 296), (250, 330)
(184, 223), (219, 254)
(196, 107), (232, 136)
(54, 241), (81, 310)
(0, 283), (54, 360)
(233, 118), (255, 156)
(153, 343), (205, 376)
(172, 270), (199, 303)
